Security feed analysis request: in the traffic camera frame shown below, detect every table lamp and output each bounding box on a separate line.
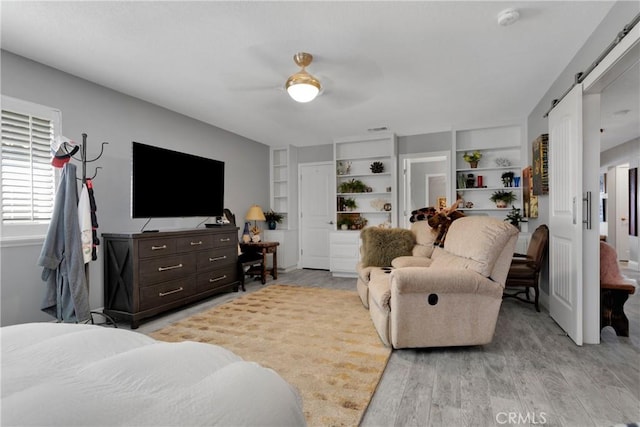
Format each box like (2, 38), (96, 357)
(245, 205), (266, 241)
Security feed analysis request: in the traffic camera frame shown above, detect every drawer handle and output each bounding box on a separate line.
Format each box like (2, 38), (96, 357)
(158, 263), (183, 272)
(219, 238), (231, 242)
(209, 255), (227, 262)
(209, 275), (227, 283)
(159, 287), (184, 297)
(190, 241), (203, 246)
(151, 245), (167, 251)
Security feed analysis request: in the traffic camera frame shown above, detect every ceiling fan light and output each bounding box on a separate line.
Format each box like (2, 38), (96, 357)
(286, 72), (321, 103)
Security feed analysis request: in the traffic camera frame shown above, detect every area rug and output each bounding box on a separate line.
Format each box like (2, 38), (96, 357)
(149, 284), (391, 427)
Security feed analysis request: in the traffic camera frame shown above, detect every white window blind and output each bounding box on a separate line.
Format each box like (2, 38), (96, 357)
(1, 97), (60, 234)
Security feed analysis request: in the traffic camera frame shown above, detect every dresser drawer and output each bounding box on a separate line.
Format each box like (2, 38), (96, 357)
(137, 238), (177, 258)
(139, 255), (197, 286)
(212, 231), (237, 248)
(139, 277), (196, 311)
(196, 265), (237, 293)
(197, 247), (236, 271)
(176, 234), (214, 252)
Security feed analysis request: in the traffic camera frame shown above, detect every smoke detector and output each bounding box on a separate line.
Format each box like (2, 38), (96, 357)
(497, 8), (520, 26)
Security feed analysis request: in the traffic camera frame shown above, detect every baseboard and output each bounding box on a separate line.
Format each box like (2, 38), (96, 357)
(331, 272), (358, 278)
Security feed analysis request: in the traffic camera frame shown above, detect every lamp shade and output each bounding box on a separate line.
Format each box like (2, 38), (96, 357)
(285, 52), (321, 103)
(286, 72), (321, 103)
(245, 205), (266, 221)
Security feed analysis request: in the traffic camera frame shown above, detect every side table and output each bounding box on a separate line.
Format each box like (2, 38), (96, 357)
(239, 241), (280, 285)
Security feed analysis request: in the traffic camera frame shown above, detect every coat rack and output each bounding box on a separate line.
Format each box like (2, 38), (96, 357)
(70, 133), (116, 327)
(73, 133), (108, 183)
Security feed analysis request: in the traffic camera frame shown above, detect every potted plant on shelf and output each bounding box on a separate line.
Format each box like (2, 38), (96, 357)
(343, 198), (357, 211)
(504, 205), (526, 230)
(264, 209), (284, 230)
(370, 161), (384, 174)
(463, 151), (482, 168)
(338, 179), (367, 193)
(337, 217), (353, 230)
(490, 190), (516, 208)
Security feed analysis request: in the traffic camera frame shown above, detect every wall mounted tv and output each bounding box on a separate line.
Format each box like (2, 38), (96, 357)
(131, 141), (224, 218)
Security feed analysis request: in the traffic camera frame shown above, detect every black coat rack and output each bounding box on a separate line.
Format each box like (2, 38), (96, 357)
(73, 133), (108, 183)
(69, 133), (116, 327)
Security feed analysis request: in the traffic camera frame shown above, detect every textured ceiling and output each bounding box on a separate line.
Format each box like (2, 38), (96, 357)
(1, 1), (636, 149)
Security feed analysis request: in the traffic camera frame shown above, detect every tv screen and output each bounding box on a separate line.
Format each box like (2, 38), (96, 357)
(131, 142), (224, 218)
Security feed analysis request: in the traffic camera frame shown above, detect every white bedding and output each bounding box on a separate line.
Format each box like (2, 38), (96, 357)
(1, 323), (306, 426)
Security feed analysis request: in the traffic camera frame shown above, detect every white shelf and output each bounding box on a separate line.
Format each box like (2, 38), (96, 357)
(456, 144), (520, 152)
(456, 166), (518, 173)
(333, 133), (397, 233)
(337, 172), (392, 178)
(269, 146), (298, 229)
(458, 186), (521, 191)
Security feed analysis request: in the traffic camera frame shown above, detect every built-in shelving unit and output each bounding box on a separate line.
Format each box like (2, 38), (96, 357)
(269, 146), (299, 271)
(454, 125), (524, 221)
(330, 133), (397, 276)
(333, 133), (397, 230)
(270, 146), (298, 230)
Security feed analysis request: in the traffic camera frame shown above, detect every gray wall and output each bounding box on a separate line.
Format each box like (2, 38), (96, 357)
(1, 51), (270, 326)
(399, 131), (451, 154)
(296, 131), (454, 165)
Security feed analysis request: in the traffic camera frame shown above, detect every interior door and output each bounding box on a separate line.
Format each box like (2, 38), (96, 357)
(299, 162), (332, 269)
(548, 84), (583, 345)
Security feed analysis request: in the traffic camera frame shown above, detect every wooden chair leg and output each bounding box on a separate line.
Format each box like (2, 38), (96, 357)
(601, 289), (630, 337)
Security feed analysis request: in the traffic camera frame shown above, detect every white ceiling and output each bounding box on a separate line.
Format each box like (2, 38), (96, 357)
(1, 1), (637, 149)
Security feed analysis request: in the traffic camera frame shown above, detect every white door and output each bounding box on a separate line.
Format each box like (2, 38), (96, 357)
(548, 84), (583, 345)
(299, 162), (333, 269)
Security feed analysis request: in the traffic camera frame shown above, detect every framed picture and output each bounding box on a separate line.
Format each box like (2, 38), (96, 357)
(523, 166), (538, 218)
(532, 134), (548, 195)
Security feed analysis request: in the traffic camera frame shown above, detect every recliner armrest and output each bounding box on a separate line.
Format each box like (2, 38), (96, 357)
(390, 267), (503, 298)
(391, 256), (433, 269)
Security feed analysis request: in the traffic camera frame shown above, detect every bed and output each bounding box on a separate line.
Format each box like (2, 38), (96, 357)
(1, 322), (306, 426)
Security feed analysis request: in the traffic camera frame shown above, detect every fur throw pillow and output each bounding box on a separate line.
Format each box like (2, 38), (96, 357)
(360, 227), (416, 267)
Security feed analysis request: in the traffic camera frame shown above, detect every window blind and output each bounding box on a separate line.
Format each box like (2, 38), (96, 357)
(1, 109), (56, 223)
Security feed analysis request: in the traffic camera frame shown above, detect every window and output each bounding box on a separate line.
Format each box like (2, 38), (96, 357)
(1, 96), (61, 240)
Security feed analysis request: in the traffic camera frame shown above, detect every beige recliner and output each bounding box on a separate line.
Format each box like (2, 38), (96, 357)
(356, 216), (519, 349)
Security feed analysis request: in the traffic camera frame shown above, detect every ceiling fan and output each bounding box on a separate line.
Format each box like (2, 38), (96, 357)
(285, 52), (322, 103)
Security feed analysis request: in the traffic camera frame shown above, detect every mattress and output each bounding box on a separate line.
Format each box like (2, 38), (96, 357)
(1, 322), (305, 426)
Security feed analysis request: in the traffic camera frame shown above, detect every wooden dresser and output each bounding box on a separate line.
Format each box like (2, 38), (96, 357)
(103, 227), (239, 328)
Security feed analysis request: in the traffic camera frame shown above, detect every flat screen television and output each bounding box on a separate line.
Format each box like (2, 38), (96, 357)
(131, 141), (225, 218)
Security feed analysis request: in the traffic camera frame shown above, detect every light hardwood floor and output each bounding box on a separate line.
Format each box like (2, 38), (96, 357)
(133, 268), (640, 427)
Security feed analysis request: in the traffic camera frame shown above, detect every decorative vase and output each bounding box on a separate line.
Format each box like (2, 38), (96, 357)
(495, 200), (508, 208)
(251, 234), (261, 243)
(268, 220), (277, 230)
(469, 161), (478, 168)
(242, 222), (251, 243)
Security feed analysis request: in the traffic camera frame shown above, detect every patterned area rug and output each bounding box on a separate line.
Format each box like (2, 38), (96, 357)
(150, 284), (391, 427)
